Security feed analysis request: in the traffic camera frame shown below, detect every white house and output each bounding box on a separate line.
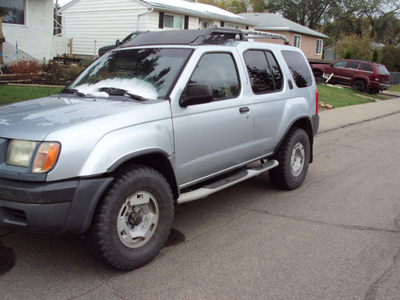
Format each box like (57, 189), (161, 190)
(59, 0), (256, 57)
(1, 0), (54, 63)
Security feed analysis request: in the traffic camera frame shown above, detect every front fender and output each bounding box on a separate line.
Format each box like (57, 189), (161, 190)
(79, 120), (174, 177)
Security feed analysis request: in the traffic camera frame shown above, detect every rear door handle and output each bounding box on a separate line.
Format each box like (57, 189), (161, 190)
(239, 107), (250, 113)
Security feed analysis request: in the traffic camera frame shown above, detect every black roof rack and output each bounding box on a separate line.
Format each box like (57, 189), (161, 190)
(122, 28), (290, 47)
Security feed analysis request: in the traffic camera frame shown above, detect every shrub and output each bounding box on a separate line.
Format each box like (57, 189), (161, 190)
(65, 64), (85, 82)
(381, 46), (400, 72)
(6, 59), (42, 81)
(42, 60), (64, 85)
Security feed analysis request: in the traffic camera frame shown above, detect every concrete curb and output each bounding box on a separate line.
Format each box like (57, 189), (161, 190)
(318, 97), (400, 133)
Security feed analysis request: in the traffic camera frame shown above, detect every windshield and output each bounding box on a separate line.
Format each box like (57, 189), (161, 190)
(69, 48), (192, 99)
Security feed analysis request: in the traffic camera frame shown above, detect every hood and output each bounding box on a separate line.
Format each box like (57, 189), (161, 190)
(0, 95), (168, 141)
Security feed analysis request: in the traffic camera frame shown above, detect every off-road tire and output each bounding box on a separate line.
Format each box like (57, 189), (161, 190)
(86, 164), (174, 271)
(269, 127), (310, 190)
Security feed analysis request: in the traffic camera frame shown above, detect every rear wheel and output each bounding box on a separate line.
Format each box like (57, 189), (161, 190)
(86, 165), (174, 271)
(269, 128), (310, 190)
(352, 79), (366, 93)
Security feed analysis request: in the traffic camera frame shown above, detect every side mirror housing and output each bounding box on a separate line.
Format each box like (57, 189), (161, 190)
(180, 83), (214, 107)
(115, 39), (121, 47)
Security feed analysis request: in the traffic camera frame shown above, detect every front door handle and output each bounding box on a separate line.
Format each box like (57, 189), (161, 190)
(239, 107), (250, 113)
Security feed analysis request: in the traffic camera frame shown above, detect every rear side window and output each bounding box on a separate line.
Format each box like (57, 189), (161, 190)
(243, 50), (283, 93)
(348, 61), (360, 69)
(362, 63), (373, 72)
(281, 50), (313, 88)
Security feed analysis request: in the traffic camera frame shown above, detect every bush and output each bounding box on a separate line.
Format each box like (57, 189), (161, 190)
(381, 46), (400, 72)
(42, 60), (85, 85)
(42, 60), (64, 85)
(65, 64), (85, 82)
(335, 32), (373, 61)
(5, 59), (42, 81)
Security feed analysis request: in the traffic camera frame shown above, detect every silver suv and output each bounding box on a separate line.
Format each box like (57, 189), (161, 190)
(0, 28), (319, 270)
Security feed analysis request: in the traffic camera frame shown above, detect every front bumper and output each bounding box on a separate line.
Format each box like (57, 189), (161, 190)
(0, 177), (113, 234)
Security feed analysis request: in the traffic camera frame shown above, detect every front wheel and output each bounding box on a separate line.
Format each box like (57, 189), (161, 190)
(269, 128), (311, 190)
(86, 165), (174, 271)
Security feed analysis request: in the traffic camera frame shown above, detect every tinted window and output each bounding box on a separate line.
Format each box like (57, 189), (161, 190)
(281, 50), (312, 88)
(362, 63), (373, 72)
(243, 50), (283, 94)
(347, 62), (360, 69)
(265, 52), (283, 90)
(189, 53), (240, 99)
(333, 61), (347, 68)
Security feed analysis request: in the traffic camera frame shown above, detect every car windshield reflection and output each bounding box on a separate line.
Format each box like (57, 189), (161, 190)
(69, 48), (193, 99)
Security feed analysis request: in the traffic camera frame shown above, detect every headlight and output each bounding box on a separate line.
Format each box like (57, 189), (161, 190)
(6, 140), (61, 173)
(6, 140), (37, 168)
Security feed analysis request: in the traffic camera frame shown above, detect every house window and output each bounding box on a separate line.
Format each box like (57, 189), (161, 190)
(164, 14), (183, 29)
(293, 35), (301, 48)
(1, 0), (25, 25)
(225, 23), (245, 29)
(316, 39), (323, 55)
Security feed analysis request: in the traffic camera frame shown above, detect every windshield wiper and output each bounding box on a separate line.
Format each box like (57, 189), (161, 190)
(99, 87), (146, 101)
(60, 88), (86, 97)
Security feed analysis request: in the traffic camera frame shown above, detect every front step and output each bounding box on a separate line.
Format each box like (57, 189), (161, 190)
(177, 160), (279, 204)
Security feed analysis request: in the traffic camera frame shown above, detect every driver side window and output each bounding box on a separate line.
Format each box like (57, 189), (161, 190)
(189, 53), (240, 100)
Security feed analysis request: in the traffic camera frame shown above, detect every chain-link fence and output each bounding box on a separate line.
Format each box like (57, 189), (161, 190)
(390, 72), (400, 86)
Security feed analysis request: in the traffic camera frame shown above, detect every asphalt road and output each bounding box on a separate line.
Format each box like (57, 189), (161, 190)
(1, 112), (400, 300)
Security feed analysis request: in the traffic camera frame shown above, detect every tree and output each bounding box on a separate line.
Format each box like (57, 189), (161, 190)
(373, 12), (400, 45)
(381, 45), (400, 71)
(264, 0), (343, 30)
(335, 31), (373, 60)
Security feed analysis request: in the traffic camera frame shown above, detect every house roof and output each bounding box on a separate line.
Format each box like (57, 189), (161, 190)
(239, 13), (328, 38)
(141, 0), (256, 25)
(60, 0), (257, 26)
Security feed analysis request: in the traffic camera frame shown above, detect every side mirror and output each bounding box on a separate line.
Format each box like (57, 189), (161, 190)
(115, 39), (121, 47)
(180, 83), (213, 107)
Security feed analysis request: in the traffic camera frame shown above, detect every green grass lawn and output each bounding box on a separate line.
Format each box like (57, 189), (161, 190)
(389, 84), (400, 93)
(0, 85), (63, 106)
(317, 84), (383, 108)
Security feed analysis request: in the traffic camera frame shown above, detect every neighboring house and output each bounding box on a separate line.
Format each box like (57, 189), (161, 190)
(58, 0), (257, 57)
(1, 0), (54, 64)
(239, 13), (328, 60)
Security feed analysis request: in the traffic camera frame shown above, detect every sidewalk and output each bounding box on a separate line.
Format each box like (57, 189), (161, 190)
(318, 96), (400, 132)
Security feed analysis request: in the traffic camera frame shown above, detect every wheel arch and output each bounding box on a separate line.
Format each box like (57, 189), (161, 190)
(107, 150), (179, 201)
(273, 117), (315, 163)
(351, 76), (370, 90)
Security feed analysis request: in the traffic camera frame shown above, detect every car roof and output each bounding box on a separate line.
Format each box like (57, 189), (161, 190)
(122, 28), (290, 48)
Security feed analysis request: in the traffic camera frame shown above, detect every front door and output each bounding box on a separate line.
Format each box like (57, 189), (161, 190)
(172, 51), (254, 187)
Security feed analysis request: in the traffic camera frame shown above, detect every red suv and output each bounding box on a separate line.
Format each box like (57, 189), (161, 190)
(311, 59), (391, 94)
